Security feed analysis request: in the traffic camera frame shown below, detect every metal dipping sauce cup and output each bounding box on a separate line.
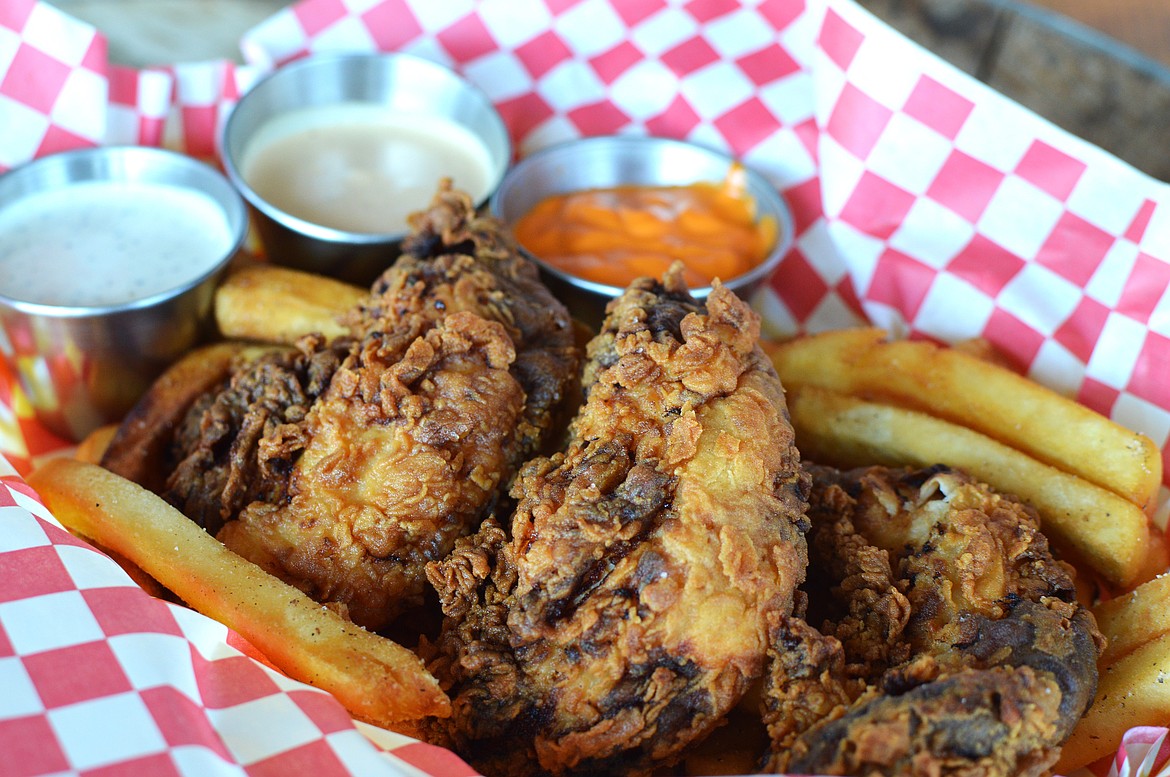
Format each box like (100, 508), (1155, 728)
(220, 52), (512, 287)
(0, 146), (247, 443)
(489, 135), (795, 328)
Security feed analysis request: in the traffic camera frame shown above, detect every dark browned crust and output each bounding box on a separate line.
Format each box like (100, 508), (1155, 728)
(779, 599), (1101, 776)
(161, 335), (346, 535)
(763, 464), (1103, 777)
(100, 341), (284, 493)
(130, 183), (580, 634)
(357, 183), (581, 461)
(425, 270), (810, 777)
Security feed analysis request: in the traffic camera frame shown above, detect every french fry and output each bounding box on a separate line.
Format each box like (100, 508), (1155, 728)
(92, 542), (174, 601)
(771, 328), (1162, 511)
(949, 336), (1019, 372)
(27, 457), (450, 729)
(1054, 632), (1170, 773)
(1094, 574), (1170, 666)
(1131, 525), (1170, 589)
(215, 263), (366, 344)
(75, 423), (118, 465)
(787, 386), (1150, 588)
(74, 424), (171, 596)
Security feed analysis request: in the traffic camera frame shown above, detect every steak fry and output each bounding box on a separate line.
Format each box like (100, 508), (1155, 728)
(424, 268), (810, 777)
(762, 464), (1104, 777)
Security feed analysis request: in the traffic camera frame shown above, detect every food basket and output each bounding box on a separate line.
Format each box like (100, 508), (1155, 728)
(1, 0), (1168, 774)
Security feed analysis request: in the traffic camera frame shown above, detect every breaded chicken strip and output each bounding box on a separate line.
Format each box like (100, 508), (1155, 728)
(762, 465), (1103, 777)
(148, 184), (580, 632)
(424, 268), (809, 776)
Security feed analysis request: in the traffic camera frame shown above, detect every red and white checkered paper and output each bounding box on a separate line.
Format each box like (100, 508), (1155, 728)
(2, 0), (1169, 775)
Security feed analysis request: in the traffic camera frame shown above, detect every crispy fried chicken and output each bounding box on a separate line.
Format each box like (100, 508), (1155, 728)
(762, 464), (1103, 776)
(157, 184), (580, 632)
(423, 269), (810, 776)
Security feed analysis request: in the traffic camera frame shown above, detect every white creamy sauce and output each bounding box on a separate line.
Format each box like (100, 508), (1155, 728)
(239, 102), (495, 235)
(0, 181), (234, 308)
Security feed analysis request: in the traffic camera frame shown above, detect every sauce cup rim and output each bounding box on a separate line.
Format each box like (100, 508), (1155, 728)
(489, 134), (795, 298)
(0, 145), (247, 317)
(220, 51), (511, 246)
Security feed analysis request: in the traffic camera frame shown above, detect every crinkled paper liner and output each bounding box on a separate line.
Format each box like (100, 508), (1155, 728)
(1105, 729), (1170, 777)
(1, 0), (1168, 774)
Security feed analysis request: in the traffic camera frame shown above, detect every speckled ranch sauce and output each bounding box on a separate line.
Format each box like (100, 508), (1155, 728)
(239, 102), (495, 235)
(0, 180), (234, 308)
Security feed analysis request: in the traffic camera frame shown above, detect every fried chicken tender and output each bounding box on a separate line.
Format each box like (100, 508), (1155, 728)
(762, 464), (1104, 777)
(424, 268), (810, 776)
(155, 183), (580, 632)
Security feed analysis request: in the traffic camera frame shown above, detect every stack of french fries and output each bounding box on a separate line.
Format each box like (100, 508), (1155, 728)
(767, 327), (1169, 771)
(1060, 574), (1170, 770)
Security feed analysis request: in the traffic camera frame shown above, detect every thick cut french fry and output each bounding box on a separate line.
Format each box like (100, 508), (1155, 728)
(28, 458), (450, 729)
(948, 336), (1019, 371)
(787, 386), (1150, 588)
(771, 328), (1162, 511)
(1094, 574), (1170, 666)
(215, 263), (366, 344)
(1055, 632), (1170, 772)
(1131, 526), (1170, 589)
(75, 423), (118, 465)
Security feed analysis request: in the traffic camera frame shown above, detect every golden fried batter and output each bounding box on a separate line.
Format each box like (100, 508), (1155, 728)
(217, 312), (528, 629)
(425, 268), (810, 776)
(160, 184), (580, 632)
(763, 465), (1103, 777)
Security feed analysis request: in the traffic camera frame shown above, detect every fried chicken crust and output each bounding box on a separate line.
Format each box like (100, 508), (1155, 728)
(159, 184), (580, 632)
(215, 312), (529, 630)
(424, 269), (810, 776)
(762, 464), (1103, 777)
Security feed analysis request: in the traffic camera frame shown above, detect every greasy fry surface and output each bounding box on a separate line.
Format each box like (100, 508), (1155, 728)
(1056, 633), (1170, 772)
(771, 328), (1162, 510)
(28, 457), (450, 728)
(787, 386), (1150, 588)
(215, 263), (366, 344)
(1094, 574), (1170, 665)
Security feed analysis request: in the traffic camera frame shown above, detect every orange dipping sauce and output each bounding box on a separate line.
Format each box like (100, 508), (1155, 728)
(511, 166), (778, 289)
